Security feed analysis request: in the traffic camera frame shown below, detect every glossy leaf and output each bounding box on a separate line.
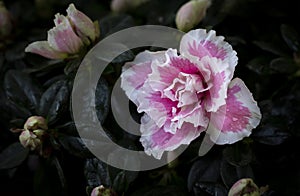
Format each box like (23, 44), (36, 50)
(4, 69), (42, 112)
(270, 57), (298, 74)
(39, 80), (69, 124)
(58, 135), (93, 158)
(84, 158), (111, 188)
(188, 155), (221, 192)
(0, 142), (29, 170)
(220, 159), (255, 188)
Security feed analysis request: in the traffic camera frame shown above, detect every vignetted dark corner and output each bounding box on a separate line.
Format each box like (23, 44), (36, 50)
(0, 0), (300, 195)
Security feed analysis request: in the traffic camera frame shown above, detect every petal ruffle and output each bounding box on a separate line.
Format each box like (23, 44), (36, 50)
(200, 56), (232, 112)
(120, 50), (166, 105)
(25, 41), (68, 59)
(180, 29), (238, 79)
(207, 78), (261, 144)
(140, 117), (205, 159)
(66, 3), (99, 42)
(48, 14), (83, 54)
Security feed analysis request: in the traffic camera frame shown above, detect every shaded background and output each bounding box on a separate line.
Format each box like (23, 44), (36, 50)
(1, 0), (300, 195)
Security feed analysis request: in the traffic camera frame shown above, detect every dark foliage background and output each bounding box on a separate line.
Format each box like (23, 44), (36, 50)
(1, 0), (300, 195)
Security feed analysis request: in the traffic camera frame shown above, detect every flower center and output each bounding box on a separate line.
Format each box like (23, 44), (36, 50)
(163, 72), (207, 109)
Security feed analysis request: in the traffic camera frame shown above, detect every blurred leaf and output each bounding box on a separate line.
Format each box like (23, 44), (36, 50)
(84, 158), (111, 188)
(253, 41), (289, 57)
(112, 171), (127, 194)
(270, 57), (298, 74)
(34, 158), (64, 196)
(58, 135), (93, 158)
(4, 69), (42, 112)
(280, 24), (300, 52)
(246, 56), (273, 75)
(220, 159), (254, 188)
(222, 144), (253, 167)
(253, 124), (290, 145)
(187, 155), (221, 192)
(39, 80), (69, 124)
(99, 14), (135, 38)
(0, 142), (29, 170)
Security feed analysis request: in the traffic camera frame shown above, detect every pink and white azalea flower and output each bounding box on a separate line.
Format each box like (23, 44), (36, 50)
(121, 29), (261, 159)
(25, 3), (99, 59)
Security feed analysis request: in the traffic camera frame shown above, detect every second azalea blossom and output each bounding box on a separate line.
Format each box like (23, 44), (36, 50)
(121, 29), (261, 159)
(25, 4), (99, 59)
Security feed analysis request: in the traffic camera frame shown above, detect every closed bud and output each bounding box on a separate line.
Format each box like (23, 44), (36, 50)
(111, 0), (148, 13)
(91, 185), (117, 196)
(19, 130), (42, 151)
(228, 178), (260, 196)
(24, 116), (48, 131)
(175, 0), (211, 32)
(0, 2), (13, 38)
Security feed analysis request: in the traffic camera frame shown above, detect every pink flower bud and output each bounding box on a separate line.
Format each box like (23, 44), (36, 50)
(0, 2), (13, 38)
(19, 130), (42, 151)
(66, 4), (100, 43)
(175, 0), (211, 32)
(111, 0), (148, 13)
(24, 116), (48, 131)
(91, 185), (117, 196)
(25, 3), (98, 59)
(228, 178), (260, 196)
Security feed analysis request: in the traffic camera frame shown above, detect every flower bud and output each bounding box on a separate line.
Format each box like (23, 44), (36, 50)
(91, 185), (117, 196)
(24, 116), (48, 131)
(175, 0), (211, 32)
(0, 2), (13, 38)
(19, 130), (42, 151)
(111, 0), (148, 13)
(228, 178), (260, 196)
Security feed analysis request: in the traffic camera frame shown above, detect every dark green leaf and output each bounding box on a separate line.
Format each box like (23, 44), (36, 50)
(246, 56), (273, 75)
(281, 24), (300, 52)
(253, 41), (289, 57)
(112, 171), (127, 194)
(188, 155), (221, 192)
(222, 144), (253, 167)
(39, 80), (69, 124)
(253, 125), (290, 145)
(0, 142), (29, 170)
(4, 69), (42, 112)
(270, 57), (298, 74)
(84, 158), (111, 188)
(34, 158), (64, 196)
(220, 159), (254, 188)
(58, 135), (93, 158)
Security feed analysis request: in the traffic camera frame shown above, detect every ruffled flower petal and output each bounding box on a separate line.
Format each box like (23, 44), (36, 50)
(207, 78), (261, 144)
(25, 41), (68, 59)
(180, 29), (238, 79)
(48, 14), (83, 54)
(66, 3), (99, 42)
(140, 117), (206, 159)
(200, 56), (232, 112)
(121, 50), (166, 105)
